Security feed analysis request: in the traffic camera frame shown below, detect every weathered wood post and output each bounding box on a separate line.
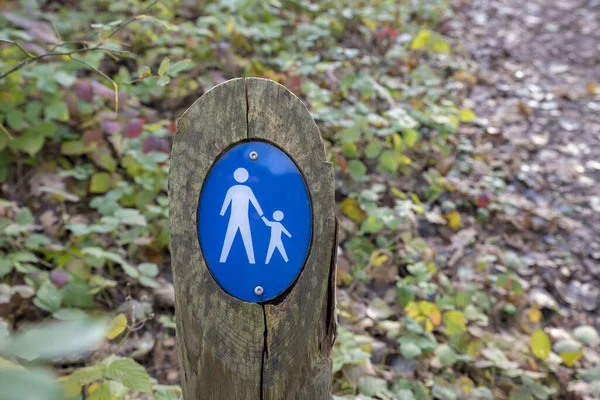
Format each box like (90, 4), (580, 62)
(169, 77), (337, 399)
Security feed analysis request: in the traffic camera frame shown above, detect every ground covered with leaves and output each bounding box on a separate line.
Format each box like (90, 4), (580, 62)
(1, 0), (599, 399)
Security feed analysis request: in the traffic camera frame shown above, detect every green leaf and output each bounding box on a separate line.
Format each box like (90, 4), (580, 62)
(0, 368), (61, 400)
(167, 59), (194, 76)
(114, 208), (147, 226)
(6, 110), (24, 131)
(138, 263), (159, 277)
(0, 319), (107, 361)
(378, 150), (399, 173)
(53, 308), (88, 321)
(9, 129), (44, 156)
(88, 382), (112, 400)
(0, 259), (14, 278)
(61, 281), (95, 308)
(444, 311), (466, 336)
(63, 364), (107, 397)
(44, 101), (69, 122)
(15, 208), (34, 225)
(104, 357), (152, 393)
(338, 127), (361, 143)
(158, 57), (170, 76)
(157, 76), (171, 86)
(530, 329), (551, 360)
(554, 339), (581, 354)
(106, 313), (127, 340)
(435, 344), (458, 367)
(358, 376), (389, 397)
(155, 390), (180, 400)
(347, 159), (366, 180)
(573, 325), (599, 345)
(360, 216), (384, 233)
(90, 172), (112, 193)
(33, 281), (62, 313)
(138, 65), (152, 79)
(403, 129), (419, 148)
(400, 341), (422, 359)
(61, 139), (93, 155)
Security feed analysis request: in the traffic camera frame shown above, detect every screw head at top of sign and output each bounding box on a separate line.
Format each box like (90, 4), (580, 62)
(249, 151), (258, 161)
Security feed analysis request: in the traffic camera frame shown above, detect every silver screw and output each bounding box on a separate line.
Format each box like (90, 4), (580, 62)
(249, 151), (259, 161)
(254, 286), (264, 296)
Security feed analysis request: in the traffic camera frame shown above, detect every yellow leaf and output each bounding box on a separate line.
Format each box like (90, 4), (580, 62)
(446, 210), (462, 230)
(391, 188), (407, 199)
(88, 382), (99, 393)
(444, 310), (466, 336)
(411, 30), (431, 50)
(527, 308), (542, 324)
(424, 319), (434, 332)
(340, 198), (366, 223)
(369, 251), (389, 267)
(530, 329), (551, 360)
(429, 308), (442, 327)
(405, 302), (420, 319)
(431, 36), (450, 53)
(226, 18), (235, 34)
(106, 313), (127, 340)
(459, 108), (476, 123)
(561, 349), (583, 367)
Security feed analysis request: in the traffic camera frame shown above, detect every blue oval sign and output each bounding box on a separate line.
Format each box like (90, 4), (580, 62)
(197, 141), (312, 302)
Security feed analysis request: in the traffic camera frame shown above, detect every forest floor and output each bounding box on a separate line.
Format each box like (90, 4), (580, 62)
(1, 0), (600, 399)
(460, 0), (600, 320)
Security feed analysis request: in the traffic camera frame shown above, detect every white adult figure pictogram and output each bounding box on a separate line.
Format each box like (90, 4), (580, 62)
(219, 167), (264, 264)
(261, 210), (292, 264)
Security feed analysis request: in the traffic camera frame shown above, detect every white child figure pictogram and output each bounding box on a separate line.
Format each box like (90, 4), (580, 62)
(261, 211), (292, 264)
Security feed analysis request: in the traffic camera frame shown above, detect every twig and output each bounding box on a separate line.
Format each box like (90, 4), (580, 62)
(0, 39), (33, 58)
(0, 0), (161, 81)
(0, 124), (14, 140)
(69, 54), (120, 113)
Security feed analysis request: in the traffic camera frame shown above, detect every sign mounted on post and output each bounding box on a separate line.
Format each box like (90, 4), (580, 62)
(169, 78), (337, 400)
(198, 141), (312, 302)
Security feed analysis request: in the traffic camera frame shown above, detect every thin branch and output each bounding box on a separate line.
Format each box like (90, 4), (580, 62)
(69, 54), (120, 113)
(0, 39), (33, 58)
(0, 0), (161, 81)
(0, 124), (14, 140)
(105, 0), (162, 40)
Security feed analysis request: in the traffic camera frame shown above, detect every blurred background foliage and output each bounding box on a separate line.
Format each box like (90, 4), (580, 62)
(1, 0), (599, 399)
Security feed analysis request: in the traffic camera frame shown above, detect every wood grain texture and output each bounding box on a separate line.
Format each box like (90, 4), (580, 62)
(247, 77), (337, 400)
(170, 77), (336, 400)
(169, 78), (264, 400)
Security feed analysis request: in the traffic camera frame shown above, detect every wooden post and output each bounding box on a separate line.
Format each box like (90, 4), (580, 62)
(169, 77), (337, 399)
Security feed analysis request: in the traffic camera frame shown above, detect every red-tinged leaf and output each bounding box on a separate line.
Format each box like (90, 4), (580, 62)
(91, 81), (114, 99)
(335, 153), (348, 172)
(476, 193), (491, 208)
(83, 130), (104, 146)
(286, 75), (303, 94)
(4, 13), (59, 44)
(168, 120), (177, 135)
(75, 80), (94, 103)
(124, 119), (144, 138)
(142, 136), (170, 154)
(100, 120), (122, 135)
(376, 27), (399, 40)
(50, 270), (69, 288)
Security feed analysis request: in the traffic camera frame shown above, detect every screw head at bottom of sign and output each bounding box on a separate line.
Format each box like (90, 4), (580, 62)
(254, 286), (264, 296)
(249, 151), (258, 161)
